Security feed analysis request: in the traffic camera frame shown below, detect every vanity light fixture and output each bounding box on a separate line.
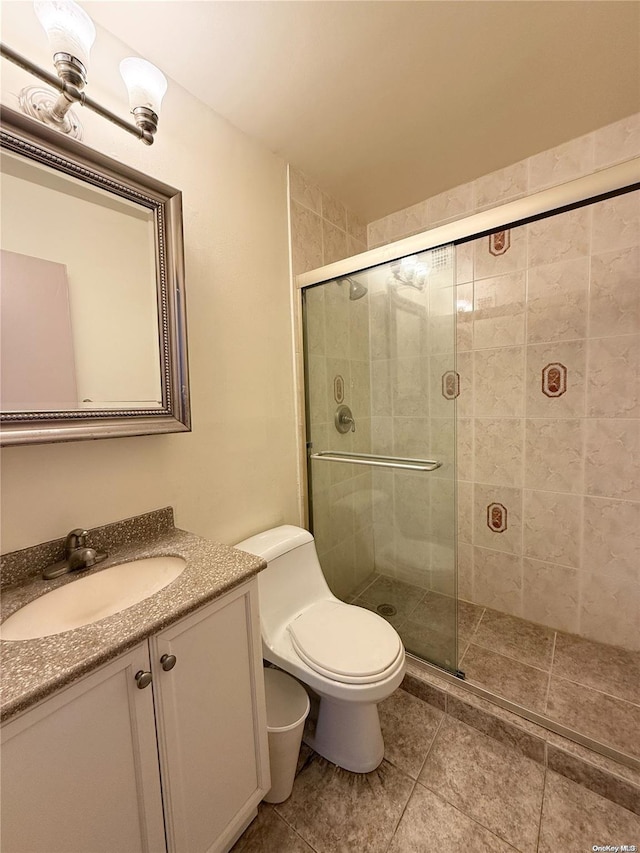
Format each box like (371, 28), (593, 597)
(0, 0), (168, 145)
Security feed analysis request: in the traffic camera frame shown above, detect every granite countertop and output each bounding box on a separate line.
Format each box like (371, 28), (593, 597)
(0, 514), (266, 724)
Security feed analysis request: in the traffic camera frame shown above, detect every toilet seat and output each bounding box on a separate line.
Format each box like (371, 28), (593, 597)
(287, 600), (403, 684)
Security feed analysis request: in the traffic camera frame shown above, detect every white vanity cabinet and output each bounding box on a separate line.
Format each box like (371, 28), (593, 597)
(1, 578), (270, 853)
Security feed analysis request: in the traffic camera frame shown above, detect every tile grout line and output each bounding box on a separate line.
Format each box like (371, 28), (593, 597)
(534, 765), (549, 853)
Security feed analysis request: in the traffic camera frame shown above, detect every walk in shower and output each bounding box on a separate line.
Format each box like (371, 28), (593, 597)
(299, 161), (639, 767)
(303, 247), (458, 673)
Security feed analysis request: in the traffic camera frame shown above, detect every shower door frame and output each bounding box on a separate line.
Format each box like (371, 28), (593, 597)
(292, 157), (640, 770)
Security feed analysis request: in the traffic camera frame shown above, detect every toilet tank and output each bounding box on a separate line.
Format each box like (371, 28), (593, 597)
(235, 525), (333, 644)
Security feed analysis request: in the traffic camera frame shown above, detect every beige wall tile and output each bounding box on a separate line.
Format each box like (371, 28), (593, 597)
(321, 191), (347, 232)
(474, 347), (524, 417)
(456, 417), (474, 483)
(528, 134), (594, 192)
(473, 484), (522, 555)
(587, 335), (640, 419)
(579, 573), (640, 651)
(307, 355), (328, 426)
(585, 418), (640, 501)
(367, 217), (391, 249)
(594, 113), (640, 168)
(391, 200), (429, 240)
(430, 477), (456, 542)
(457, 542), (474, 601)
(430, 416), (456, 480)
(591, 190), (640, 254)
(522, 490), (582, 568)
(456, 242), (474, 285)
(393, 357), (430, 418)
(304, 285), (326, 356)
(525, 341), (586, 419)
(472, 547), (523, 616)
(427, 182), (475, 226)
(371, 416), (393, 455)
(347, 235), (367, 258)
(456, 282), (474, 351)
(290, 199), (323, 275)
(322, 219), (348, 265)
(289, 167), (322, 213)
(324, 283), (350, 358)
(524, 419), (585, 493)
(371, 359), (392, 416)
(474, 161), (529, 210)
(474, 418), (524, 487)
(369, 290), (391, 359)
(350, 359), (372, 418)
(394, 470), (431, 540)
(456, 351), (474, 418)
(526, 257), (589, 344)
(474, 226), (527, 280)
(528, 206), (590, 268)
(393, 417), (431, 458)
(522, 558), (579, 634)
(582, 496), (640, 581)
(349, 294), (370, 361)
(346, 209), (367, 244)
(589, 246), (640, 338)
(373, 522), (396, 574)
(473, 272), (525, 349)
(354, 525), (376, 586)
(458, 479), (473, 544)
(395, 535), (432, 587)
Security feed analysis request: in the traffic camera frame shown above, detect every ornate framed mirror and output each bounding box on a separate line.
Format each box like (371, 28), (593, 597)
(0, 106), (190, 445)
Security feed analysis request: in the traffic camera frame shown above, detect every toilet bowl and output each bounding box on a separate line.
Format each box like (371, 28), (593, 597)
(235, 525), (406, 773)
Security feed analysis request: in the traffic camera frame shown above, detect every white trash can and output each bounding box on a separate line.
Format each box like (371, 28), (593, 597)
(262, 667), (310, 804)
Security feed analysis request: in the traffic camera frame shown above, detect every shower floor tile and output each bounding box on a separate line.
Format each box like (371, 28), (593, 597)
(349, 572), (640, 761)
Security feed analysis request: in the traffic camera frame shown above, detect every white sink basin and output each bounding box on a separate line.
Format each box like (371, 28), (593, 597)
(0, 556), (186, 641)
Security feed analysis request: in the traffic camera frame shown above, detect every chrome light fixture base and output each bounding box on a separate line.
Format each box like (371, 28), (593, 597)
(132, 106), (158, 145)
(18, 85), (83, 139)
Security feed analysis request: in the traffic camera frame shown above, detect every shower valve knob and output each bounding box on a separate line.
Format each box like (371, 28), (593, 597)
(335, 404), (356, 434)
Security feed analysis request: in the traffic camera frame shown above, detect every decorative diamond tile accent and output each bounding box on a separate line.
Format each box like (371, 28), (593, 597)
(487, 502), (508, 533)
(441, 370), (460, 400)
(542, 362), (568, 398)
(489, 230), (511, 256)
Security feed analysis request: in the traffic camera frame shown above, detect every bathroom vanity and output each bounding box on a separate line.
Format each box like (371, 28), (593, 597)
(0, 509), (270, 853)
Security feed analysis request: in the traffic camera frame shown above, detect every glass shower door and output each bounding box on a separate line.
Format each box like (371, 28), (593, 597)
(303, 246), (458, 672)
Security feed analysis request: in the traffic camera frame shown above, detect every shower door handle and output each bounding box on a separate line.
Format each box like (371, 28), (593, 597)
(309, 450), (441, 472)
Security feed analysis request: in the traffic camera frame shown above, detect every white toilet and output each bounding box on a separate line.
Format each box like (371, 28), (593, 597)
(235, 525), (406, 773)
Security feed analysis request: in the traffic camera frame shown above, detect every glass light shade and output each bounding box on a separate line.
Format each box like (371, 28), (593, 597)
(120, 58), (168, 115)
(33, 0), (96, 68)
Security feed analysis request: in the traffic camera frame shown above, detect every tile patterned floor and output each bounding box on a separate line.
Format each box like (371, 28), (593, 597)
(350, 574), (640, 760)
(232, 689), (640, 852)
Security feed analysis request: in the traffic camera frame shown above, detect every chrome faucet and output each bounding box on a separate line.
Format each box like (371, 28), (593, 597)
(42, 528), (108, 580)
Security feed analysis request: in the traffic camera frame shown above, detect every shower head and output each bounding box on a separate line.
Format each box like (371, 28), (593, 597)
(337, 277), (368, 301)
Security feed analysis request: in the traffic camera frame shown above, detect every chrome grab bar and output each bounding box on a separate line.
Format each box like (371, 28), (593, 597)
(309, 450), (442, 472)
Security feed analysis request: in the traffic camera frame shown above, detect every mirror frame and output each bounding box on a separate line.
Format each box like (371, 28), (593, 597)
(0, 106), (191, 446)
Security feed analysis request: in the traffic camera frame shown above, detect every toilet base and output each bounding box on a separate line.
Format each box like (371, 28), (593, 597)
(304, 696), (384, 773)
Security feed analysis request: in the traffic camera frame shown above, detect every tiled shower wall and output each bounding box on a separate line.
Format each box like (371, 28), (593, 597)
(289, 168), (375, 597)
(367, 113), (640, 652)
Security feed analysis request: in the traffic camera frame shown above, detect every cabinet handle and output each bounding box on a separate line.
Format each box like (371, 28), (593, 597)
(135, 670), (153, 689)
(160, 654), (177, 671)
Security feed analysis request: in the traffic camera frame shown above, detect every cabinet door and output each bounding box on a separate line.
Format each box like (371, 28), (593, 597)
(1, 643), (166, 853)
(151, 580), (269, 853)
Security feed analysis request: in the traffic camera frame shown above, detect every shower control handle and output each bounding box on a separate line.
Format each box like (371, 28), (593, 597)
(335, 405), (356, 434)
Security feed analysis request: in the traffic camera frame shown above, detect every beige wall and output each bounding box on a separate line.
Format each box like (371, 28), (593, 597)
(1, 10), (299, 552)
(367, 114), (640, 652)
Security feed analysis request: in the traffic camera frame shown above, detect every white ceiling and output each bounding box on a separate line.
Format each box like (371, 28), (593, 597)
(42, 2), (640, 220)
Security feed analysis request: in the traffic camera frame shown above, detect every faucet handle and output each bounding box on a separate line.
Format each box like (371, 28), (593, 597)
(65, 528), (88, 555)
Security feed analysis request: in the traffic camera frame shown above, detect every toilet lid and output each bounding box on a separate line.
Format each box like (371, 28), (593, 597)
(287, 600), (402, 682)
